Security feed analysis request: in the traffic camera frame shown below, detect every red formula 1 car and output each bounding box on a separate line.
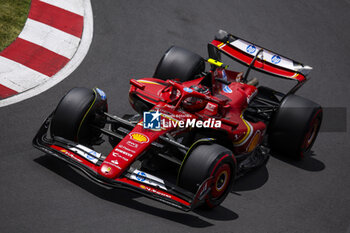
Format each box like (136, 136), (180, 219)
(33, 30), (322, 211)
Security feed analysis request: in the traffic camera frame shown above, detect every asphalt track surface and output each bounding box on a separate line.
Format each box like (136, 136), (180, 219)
(1, 0), (350, 232)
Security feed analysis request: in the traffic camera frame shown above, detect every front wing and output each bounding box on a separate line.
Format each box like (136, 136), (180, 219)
(32, 115), (211, 211)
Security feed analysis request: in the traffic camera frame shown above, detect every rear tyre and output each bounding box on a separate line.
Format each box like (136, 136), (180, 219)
(153, 46), (205, 82)
(178, 143), (236, 208)
(50, 87), (107, 145)
(269, 94), (322, 159)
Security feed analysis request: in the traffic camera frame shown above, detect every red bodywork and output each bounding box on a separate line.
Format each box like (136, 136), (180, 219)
(128, 70), (266, 159)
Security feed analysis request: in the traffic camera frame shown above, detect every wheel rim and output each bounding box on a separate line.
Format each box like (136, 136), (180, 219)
(303, 117), (321, 150)
(211, 164), (231, 198)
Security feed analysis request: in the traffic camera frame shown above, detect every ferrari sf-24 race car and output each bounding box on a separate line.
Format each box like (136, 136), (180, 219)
(33, 30), (322, 211)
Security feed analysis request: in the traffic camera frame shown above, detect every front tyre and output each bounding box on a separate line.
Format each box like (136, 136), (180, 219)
(178, 143), (236, 208)
(50, 87), (107, 145)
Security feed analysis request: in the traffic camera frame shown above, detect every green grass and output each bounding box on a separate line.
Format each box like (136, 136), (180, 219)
(0, 0), (31, 52)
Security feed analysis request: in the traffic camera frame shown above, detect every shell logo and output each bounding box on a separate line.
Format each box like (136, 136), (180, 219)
(130, 133), (149, 143)
(140, 185), (146, 189)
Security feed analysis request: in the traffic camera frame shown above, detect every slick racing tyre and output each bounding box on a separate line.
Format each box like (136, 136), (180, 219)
(178, 143), (236, 208)
(50, 87), (107, 145)
(269, 94), (322, 159)
(154, 46), (205, 82)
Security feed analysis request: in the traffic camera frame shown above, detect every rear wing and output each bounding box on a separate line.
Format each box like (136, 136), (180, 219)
(208, 30), (312, 84)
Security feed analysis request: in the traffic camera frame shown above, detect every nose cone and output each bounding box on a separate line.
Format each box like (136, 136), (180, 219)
(98, 163), (120, 179)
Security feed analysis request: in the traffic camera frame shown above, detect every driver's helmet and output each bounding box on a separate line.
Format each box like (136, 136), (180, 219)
(182, 85), (209, 112)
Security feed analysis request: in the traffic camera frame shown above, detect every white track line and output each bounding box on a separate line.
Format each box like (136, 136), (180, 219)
(40, 0), (84, 16)
(0, 56), (49, 92)
(0, 0), (93, 107)
(19, 19), (81, 59)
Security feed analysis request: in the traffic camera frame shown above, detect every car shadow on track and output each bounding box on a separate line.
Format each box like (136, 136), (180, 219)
(271, 151), (325, 172)
(232, 165), (269, 192)
(34, 154), (239, 228)
(194, 206), (239, 221)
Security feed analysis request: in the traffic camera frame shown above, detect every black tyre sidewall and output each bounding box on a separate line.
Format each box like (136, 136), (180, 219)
(51, 87), (107, 144)
(178, 144), (236, 208)
(269, 94), (322, 159)
(153, 46), (205, 82)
